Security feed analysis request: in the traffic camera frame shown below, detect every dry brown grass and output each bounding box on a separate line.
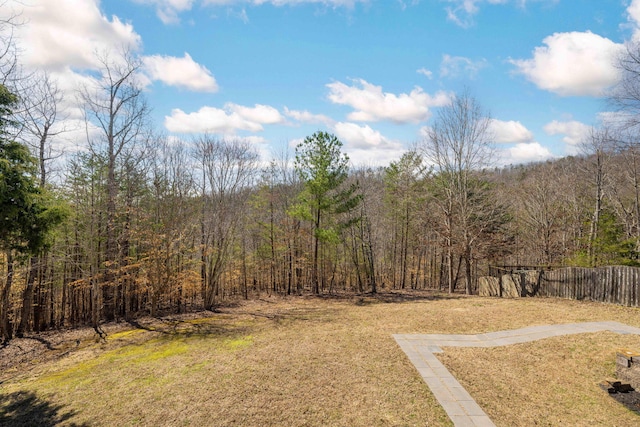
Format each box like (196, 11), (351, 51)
(1, 292), (640, 426)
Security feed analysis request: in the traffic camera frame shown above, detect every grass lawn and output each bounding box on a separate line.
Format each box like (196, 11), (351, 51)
(1, 292), (640, 426)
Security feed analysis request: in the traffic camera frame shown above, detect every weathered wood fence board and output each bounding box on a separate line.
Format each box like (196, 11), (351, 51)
(479, 266), (640, 308)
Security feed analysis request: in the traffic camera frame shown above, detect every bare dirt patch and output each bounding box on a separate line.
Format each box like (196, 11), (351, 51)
(2, 292), (640, 426)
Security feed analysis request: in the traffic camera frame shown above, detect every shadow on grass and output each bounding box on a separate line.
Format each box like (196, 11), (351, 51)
(21, 336), (56, 350)
(121, 314), (259, 341)
(108, 291), (466, 341)
(0, 391), (89, 427)
(600, 385), (640, 414)
(312, 289), (467, 305)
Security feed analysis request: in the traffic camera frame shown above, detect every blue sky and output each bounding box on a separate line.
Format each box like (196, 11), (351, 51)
(2, 0), (638, 166)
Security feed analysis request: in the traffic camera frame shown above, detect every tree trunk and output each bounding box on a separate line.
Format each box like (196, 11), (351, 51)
(16, 256), (39, 337)
(464, 248), (473, 295)
(588, 150), (604, 267)
(1, 251), (15, 342)
(313, 206), (321, 294)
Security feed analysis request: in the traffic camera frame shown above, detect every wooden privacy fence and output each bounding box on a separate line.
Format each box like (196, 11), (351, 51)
(479, 266), (640, 307)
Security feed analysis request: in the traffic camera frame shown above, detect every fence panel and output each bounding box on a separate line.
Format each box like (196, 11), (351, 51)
(483, 265), (640, 308)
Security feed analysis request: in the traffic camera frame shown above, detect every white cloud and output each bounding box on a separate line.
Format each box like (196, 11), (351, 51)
(333, 122), (406, 165)
(625, 0), (640, 43)
(132, 0), (371, 23)
(510, 31), (623, 96)
(489, 119), (534, 143)
(227, 103), (284, 124)
(203, 0), (367, 6)
(284, 108), (335, 125)
(440, 54), (488, 79)
(143, 53), (218, 92)
(444, 0), (509, 28)
(597, 111), (635, 129)
(164, 103), (283, 133)
(288, 123), (404, 165)
(443, 1), (565, 28)
(444, 0), (481, 28)
(543, 120), (591, 147)
(418, 125), (431, 139)
(132, 0), (195, 24)
(628, 0), (640, 27)
(500, 142), (554, 165)
(288, 137), (305, 149)
(235, 135), (268, 145)
(165, 107), (260, 133)
(0, 0), (141, 71)
(417, 68), (433, 79)
(345, 146), (406, 166)
(326, 79), (451, 124)
(0, 1), (147, 154)
(422, 120), (545, 165)
(333, 122), (403, 150)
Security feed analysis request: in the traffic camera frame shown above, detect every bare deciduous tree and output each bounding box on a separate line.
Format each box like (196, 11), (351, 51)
(610, 42), (640, 131)
(421, 90), (494, 294)
(0, 1), (22, 86)
(579, 127), (615, 266)
(196, 136), (259, 309)
(79, 50), (149, 329)
(17, 71), (68, 185)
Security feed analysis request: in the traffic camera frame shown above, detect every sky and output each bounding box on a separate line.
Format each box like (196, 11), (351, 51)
(1, 0), (638, 167)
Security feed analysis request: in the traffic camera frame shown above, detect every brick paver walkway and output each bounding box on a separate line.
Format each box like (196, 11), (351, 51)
(393, 321), (640, 427)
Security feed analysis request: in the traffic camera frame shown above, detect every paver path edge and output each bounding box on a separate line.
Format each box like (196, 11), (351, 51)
(393, 321), (640, 427)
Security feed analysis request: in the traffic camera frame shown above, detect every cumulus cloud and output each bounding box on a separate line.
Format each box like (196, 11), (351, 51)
(510, 31), (623, 96)
(0, 0), (141, 71)
(628, 0), (640, 29)
(327, 79), (451, 124)
(236, 135), (268, 145)
(333, 122), (403, 150)
(287, 126), (407, 166)
(489, 119), (534, 144)
(227, 103), (283, 124)
(332, 122), (405, 165)
(345, 146), (407, 166)
(543, 120), (591, 148)
(500, 142), (554, 165)
(164, 103), (283, 133)
(143, 53), (218, 92)
(0, 1), (146, 154)
(440, 54), (488, 79)
(284, 108), (335, 126)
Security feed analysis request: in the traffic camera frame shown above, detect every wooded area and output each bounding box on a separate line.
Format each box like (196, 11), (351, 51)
(4, 20), (640, 341)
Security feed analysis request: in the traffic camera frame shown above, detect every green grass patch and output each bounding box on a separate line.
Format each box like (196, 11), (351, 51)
(36, 337), (189, 390)
(34, 331), (253, 393)
(223, 335), (253, 351)
(114, 338), (189, 363)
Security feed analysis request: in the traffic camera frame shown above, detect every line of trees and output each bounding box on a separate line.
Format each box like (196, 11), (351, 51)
(3, 37), (640, 340)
